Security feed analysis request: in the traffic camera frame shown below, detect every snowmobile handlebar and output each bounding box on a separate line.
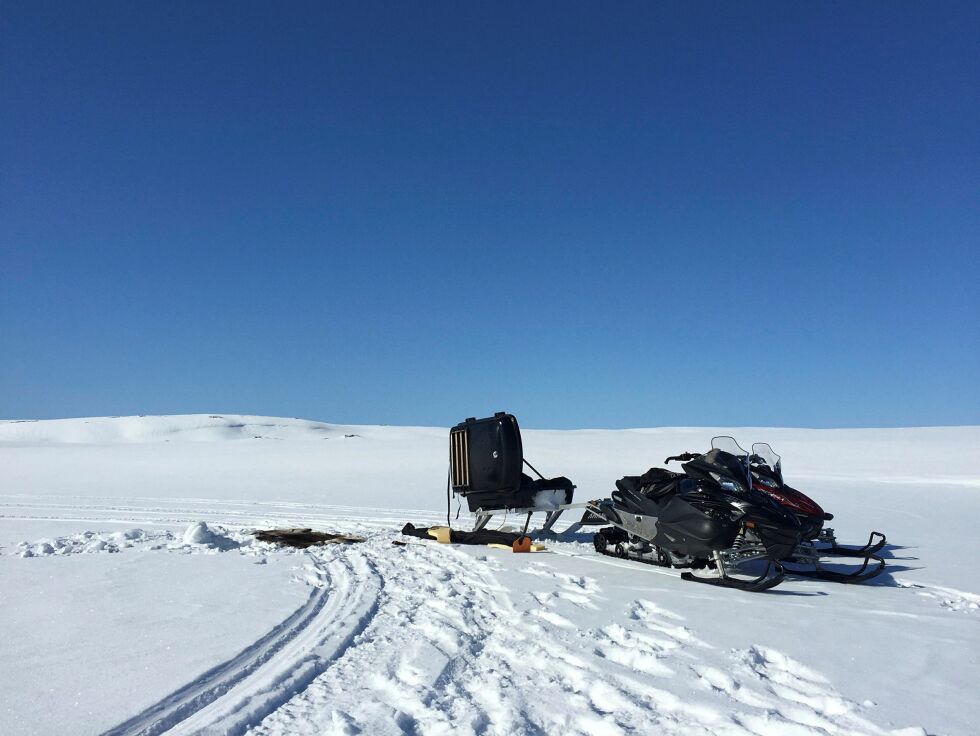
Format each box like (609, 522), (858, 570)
(664, 452), (701, 464)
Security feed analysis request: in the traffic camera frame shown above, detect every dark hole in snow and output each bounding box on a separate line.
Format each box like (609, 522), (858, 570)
(345, 434), (360, 438)
(253, 529), (366, 548)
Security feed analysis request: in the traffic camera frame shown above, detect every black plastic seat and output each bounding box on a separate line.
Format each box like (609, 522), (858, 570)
(617, 468), (682, 504)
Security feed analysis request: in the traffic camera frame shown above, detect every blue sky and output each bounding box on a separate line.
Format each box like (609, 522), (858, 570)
(2, 2), (978, 428)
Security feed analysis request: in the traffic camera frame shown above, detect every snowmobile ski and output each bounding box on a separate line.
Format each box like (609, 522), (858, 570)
(782, 556), (884, 584)
(680, 563), (785, 592)
(783, 544), (886, 584)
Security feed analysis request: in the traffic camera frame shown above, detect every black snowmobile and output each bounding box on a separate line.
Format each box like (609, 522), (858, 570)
(583, 440), (804, 592)
(746, 441), (886, 583)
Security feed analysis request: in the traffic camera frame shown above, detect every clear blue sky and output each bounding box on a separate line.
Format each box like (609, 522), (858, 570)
(2, 2), (978, 428)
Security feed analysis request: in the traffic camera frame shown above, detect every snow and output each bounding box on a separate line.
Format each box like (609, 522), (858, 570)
(182, 521), (240, 549)
(0, 414), (977, 735)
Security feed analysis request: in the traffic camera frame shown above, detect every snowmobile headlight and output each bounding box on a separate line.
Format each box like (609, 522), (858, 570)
(709, 471), (744, 492)
(754, 476), (778, 489)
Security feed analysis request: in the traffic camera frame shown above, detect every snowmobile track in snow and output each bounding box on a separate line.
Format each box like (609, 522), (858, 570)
(103, 549), (381, 736)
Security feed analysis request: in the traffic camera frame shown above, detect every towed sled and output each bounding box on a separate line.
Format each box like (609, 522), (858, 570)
(448, 412), (576, 546)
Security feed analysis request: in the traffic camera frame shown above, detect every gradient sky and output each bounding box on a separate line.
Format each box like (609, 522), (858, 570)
(2, 1), (978, 428)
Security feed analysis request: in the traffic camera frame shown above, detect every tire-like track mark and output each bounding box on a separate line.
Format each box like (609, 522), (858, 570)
(102, 549), (381, 736)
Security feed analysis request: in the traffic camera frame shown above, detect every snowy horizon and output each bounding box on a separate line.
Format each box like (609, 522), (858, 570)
(5, 412), (979, 432)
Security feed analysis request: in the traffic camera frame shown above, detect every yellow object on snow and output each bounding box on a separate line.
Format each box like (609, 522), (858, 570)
(425, 527), (452, 544)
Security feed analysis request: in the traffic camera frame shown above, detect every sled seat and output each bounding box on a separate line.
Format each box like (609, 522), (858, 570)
(450, 412), (575, 531)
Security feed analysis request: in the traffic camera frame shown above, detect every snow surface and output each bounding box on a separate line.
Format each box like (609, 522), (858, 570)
(0, 414), (977, 735)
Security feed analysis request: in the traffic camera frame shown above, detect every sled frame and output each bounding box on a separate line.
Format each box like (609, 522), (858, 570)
(471, 502), (590, 535)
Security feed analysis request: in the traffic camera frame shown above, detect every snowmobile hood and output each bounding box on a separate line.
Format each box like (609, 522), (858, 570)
(753, 482), (826, 519)
(682, 449), (749, 489)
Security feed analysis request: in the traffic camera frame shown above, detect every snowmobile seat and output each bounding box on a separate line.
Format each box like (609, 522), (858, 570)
(615, 476), (641, 495)
(611, 486), (662, 518)
(617, 467), (683, 503)
(449, 412), (575, 532)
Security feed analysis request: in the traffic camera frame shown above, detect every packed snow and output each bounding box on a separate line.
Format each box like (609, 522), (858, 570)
(0, 414), (977, 735)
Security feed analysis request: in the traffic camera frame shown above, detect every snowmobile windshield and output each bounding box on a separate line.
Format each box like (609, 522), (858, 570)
(683, 449), (751, 492)
(751, 443), (782, 483)
(711, 435), (752, 487)
(711, 436), (748, 459)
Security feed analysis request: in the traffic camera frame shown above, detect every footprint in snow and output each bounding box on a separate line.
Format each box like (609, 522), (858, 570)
(629, 598), (686, 622)
(592, 623), (675, 677)
(529, 608), (576, 628)
(627, 599), (710, 650)
(732, 644), (926, 735)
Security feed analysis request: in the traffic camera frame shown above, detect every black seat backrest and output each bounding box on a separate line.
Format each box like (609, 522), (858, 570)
(615, 476), (640, 495)
(612, 486), (661, 517)
(450, 412), (523, 495)
(621, 467), (683, 502)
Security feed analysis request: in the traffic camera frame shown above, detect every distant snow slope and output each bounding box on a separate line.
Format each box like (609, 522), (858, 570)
(0, 414), (355, 443)
(1, 415), (977, 736)
(2, 414), (976, 511)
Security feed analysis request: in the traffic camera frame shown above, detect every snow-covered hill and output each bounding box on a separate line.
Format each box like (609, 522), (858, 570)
(1, 415), (977, 735)
(0, 414), (362, 443)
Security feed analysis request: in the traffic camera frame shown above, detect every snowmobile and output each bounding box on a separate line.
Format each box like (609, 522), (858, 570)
(744, 441), (886, 583)
(657, 437), (886, 583)
(583, 442), (805, 592)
